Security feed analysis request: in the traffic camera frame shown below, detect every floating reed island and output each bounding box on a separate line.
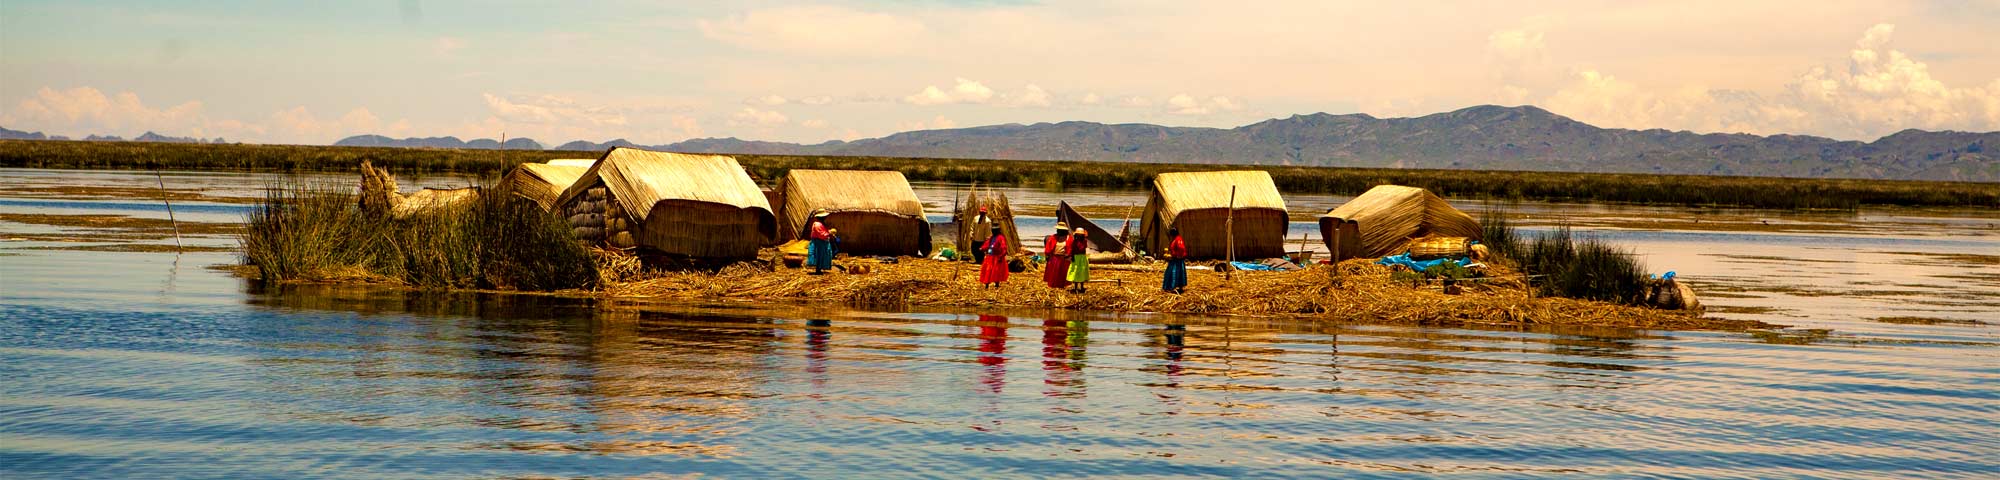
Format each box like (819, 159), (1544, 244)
(239, 147), (1755, 331)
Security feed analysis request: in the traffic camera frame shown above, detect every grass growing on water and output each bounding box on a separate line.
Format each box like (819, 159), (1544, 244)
(1518, 226), (1651, 304)
(6, 139), (1996, 209)
(241, 181), (595, 290)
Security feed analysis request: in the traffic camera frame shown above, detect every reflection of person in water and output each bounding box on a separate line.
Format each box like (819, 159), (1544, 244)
(805, 319), (832, 392)
(1041, 315), (1089, 398)
(976, 314), (1007, 394)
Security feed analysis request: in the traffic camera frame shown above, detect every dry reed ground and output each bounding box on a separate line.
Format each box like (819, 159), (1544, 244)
(604, 252), (1770, 331)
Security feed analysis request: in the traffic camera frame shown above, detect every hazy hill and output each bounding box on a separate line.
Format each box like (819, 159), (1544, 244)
(332, 135), (542, 150)
(653, 106), (1996, 181)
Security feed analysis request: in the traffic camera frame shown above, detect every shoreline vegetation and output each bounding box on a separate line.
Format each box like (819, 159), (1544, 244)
(236, 181), (1770, 332)
(5, 139), (1997, 210)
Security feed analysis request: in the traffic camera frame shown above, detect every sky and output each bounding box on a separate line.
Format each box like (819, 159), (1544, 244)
(2, 1), (1997, 145)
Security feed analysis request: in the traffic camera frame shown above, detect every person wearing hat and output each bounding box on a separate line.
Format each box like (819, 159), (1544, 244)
(1065, 229), (1091, 293)
(969, 206), (992, 265)
(1161, 226), (1188, 294)
(807, 210), (834, 274)
(977, 225), (1009, 288)
(1042, 222), (1072, 289)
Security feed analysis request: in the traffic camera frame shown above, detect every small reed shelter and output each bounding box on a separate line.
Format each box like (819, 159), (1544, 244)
(1319, 184), (1481, 260)
(955, 188), (1024, 256)
(1138, 170), (1289, 260)
(554, 148), (777, 258)
(498, 160), (592, 210)
(778, 169), (931, 256)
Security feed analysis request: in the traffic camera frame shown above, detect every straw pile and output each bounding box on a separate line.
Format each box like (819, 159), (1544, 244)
(603, 254), (1767, 331)
(1321, 185), (1482, 260)
(554, 148), (776, 258)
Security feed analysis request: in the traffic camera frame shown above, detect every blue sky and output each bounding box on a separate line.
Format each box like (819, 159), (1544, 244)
(3, 1), (1996, 145)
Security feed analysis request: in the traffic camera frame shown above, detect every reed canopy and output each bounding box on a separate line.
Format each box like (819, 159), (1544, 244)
(778, 169), (931, 256)
(553, 147), (776, 259)
(1139, 170), (1288, 260)
(956, 188), (1024, 255)
(498, 160), (591, 210)
(1319, 184), (1481, 260)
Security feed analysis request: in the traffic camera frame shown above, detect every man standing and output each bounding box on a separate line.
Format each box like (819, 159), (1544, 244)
(970, 206), (992, 265)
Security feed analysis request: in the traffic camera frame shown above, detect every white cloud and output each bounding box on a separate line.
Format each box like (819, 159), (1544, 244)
(1119, 96), (1156, 108)
(800, 119), (827, 128)
(482, 93), (628, 127)
(697, 5), (927, 56)
(1079, 93), (1102, 105)
(1524, 23), (2000, 139)
(0, 86), (417, 144)
(1165, 94), (1244, 115)
(904, 78), (996, 105)
(895, 115), (957, 131)
(748, 94), (789, 106)
(727, 106), (789, 127)
(1006, 84), (1053, 107)
(798, 95), (835, 105)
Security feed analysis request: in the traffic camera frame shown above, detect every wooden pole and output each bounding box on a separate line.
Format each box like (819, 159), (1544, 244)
(155, 170), (182, 253)
(1225, 185), (1236, 281)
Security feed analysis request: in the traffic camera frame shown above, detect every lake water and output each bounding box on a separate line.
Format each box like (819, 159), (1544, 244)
(2, 168), (1997, 478)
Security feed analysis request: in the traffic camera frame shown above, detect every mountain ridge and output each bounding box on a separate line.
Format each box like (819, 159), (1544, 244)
(12, 105), (1995, 181)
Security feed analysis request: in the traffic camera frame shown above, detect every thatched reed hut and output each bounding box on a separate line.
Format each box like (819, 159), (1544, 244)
(956, 188), (1025, 255)
(498, 161), (591, 210)
(778, 169), (931, 256)
(1319, 184), (1481, 260)
(554, 148), (776, 258)
(1138, 171), (1288, 260)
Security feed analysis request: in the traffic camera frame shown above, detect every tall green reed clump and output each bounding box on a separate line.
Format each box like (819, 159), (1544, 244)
(242, 181), (596, 290)
(1518, 226), (1649, 304)
(1478, 209), (1520, 260)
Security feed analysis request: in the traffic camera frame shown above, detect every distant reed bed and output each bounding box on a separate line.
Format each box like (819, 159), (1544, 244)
(242, 181), (595, 290)
(6, 139), (1994, 209)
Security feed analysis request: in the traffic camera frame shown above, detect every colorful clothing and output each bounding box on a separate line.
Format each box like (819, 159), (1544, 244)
(1162, 236), (1188, 292)
(807, 220), (832, 271)
(1042, 234), (1070, 289)
(1065, 233), (1091, 284)
(978, 234), (1009, 284)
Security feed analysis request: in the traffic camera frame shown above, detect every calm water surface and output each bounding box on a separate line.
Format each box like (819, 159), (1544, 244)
(2, 169), (1997, 478)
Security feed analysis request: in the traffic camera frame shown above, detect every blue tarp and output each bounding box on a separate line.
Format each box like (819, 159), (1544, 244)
(1229, 261), (1280, 271)
(1376, 253), (1471, 272)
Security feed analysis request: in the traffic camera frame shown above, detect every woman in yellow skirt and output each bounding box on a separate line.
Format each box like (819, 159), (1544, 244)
(1065, 230), (1091, 293)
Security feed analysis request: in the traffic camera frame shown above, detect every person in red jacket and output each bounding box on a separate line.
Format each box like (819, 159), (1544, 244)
(1042, 222), (1071, 289)
(978, 226), (1009, 288)
(1161, 227), (1188, 293)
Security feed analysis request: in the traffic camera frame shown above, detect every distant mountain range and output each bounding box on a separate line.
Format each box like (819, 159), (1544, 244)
(1, 126), (223, 144)
(10, 105), (1996, 181)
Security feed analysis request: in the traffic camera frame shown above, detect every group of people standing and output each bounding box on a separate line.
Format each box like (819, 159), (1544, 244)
(973, 209), (1189, 294)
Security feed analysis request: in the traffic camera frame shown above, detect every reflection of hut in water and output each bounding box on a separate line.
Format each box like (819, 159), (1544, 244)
(498, 160), (592, 210)
(955, 188), (1024, 255)
(1138, 171), (1289, 259)
(777, 169), (931, 256)
(1318, 185), (1480, 260)
(554, 148), (777, 258)
(578, 307), (780, 457)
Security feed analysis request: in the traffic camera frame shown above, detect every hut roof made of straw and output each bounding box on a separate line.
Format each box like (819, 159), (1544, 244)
(555, 147), (774, 224)
(1151, 170), (1287, 220)
(545, 159), (596, 167)
(1322, 184), (1481, 257)
(780, 169), (926, 217)
(504, 163), (591, 209)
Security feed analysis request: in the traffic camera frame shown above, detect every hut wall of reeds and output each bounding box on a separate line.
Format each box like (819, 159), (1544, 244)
(778, 169), (931, 256)
(1318, 184), (1481, 260)
(956, 188), (1024, 255)
(498, 161), (591, 210)
(1138, 171), (1288, 260)
(553, 148), (776, 259)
